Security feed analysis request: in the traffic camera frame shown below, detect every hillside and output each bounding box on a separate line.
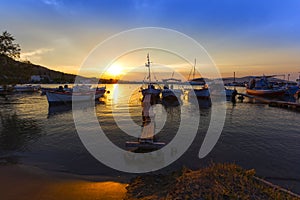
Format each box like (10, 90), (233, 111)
(0, 54), (77, 84)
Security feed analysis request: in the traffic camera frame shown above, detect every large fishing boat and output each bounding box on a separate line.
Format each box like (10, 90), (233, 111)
(140, 54), (161, 100)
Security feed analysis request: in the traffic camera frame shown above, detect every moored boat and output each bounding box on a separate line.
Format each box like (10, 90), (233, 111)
(140, 54), (161, 100)
(185, 59), (211, 107)
(162, 76), (183, 104)
(162, 86), (183, 101)
(246, 88), (286, 97)
(187, 60), (211, 100)
(45, 86), (106, 105)
(246, 76), (286, 98)
(14, 84), (41, 92)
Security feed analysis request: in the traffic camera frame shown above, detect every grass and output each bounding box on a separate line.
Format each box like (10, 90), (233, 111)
(125, 163), (300, 200)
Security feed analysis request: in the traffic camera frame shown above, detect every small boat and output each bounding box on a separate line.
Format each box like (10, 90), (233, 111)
(140, 54), (161, 100)
(45, 85), (106, 105)
(188, 78), (212, 108)
(187, 59), (211, 100)
(185, 59), (211, 107)
(14, 84), (41, 92)
(188, 81), (210, 99)
(162, 85), (183, 101)
(246, 76), (286, 98)
(41, 85), (71, 95)
(162, 76), (183, 104)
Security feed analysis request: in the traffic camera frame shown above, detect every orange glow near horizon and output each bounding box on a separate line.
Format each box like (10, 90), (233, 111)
(105, 64), (123, 78)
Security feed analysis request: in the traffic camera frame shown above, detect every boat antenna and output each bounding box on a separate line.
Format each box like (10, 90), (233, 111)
(145, 53), (151, 83)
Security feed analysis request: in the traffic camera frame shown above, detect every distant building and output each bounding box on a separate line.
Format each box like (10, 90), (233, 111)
(31, 75), (41, 82)
(30, 75), (52, 83)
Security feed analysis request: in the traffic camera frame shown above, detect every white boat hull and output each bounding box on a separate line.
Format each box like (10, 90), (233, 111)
(46, 90), (105, 104)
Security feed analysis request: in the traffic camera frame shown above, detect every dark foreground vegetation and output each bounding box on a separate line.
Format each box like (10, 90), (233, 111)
(125, 163), (299, 200)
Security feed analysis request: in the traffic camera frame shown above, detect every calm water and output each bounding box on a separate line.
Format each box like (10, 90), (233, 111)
(0, 84), (299, 192)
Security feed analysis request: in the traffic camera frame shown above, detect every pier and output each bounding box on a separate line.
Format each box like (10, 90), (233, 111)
(237, 93), (300, 111)
(125, 94), (165, 149)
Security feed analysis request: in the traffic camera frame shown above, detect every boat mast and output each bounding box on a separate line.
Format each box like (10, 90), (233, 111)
(193, 59), (196, 79)
(146, 53), (151, 83)
(233, 71), (236, 89)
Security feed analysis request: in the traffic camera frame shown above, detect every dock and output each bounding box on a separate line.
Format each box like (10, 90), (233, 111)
(237, 93), (300, 111)
(126, 94), (165, 149)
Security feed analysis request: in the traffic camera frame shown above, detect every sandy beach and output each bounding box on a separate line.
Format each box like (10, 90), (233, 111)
(0, 164), (127, 200)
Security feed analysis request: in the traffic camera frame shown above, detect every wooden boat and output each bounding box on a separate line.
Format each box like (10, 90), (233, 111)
(46, 86), (106, 105)
(246, 76), (286, 98)
(246, 88), (286, 97)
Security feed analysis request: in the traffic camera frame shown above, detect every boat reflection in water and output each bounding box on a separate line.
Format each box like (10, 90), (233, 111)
(48, 100), (105, 117)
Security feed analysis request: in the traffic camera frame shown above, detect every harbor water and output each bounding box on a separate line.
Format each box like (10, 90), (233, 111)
(0, 84), (299, 193)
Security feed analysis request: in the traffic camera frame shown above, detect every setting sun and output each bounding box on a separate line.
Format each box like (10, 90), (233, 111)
(106, 64), (123, 77)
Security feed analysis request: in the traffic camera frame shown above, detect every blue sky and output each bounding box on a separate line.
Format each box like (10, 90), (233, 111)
(1, 0), (300, 79)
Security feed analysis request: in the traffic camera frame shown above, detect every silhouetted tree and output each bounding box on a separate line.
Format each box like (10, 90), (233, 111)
(0, 31), (21, 59)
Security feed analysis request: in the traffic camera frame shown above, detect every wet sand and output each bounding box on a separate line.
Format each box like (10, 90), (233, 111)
(0, 164), (127, 200)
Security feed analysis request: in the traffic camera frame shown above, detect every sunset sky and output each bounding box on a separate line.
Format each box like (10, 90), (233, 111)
(1, 0), (300, 80)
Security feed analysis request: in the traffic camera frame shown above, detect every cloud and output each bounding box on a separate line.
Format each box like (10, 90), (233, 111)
(43, 0), (60, 6)
(42, 0), (63, 10)
(20, 48), (53, 62)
